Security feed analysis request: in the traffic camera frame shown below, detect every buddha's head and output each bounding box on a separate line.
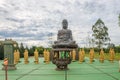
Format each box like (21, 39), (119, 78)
(62, 19), (68, 29)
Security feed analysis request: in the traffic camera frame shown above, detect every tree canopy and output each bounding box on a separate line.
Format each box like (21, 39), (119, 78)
(92, 19), (110, 49)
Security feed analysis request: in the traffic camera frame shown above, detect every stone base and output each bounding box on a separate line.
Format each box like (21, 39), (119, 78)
(55, 67), (69, 71)
(34, 61), (39, 64)
(17, 61), (21, 63)
(72, 60), (76, 62)
(2, 64), (17, 70)
(45, 61), (50, 64)
(55, 63), (69, 71)
(99, 60), (104, 63)
(24, 61), (29, 64)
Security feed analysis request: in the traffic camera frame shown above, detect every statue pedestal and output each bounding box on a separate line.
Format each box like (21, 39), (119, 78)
(34, 61), (39, 64)
(52, 48), (73, 70)
(52, 44), (79, 60)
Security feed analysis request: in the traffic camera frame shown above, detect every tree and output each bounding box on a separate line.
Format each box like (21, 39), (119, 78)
(92, 19), (110, 49)
(29, 47), (34, 56)
(36, 46), (44, 54)
(90, 38), (95, 48)
(107, 43), (115, 49)
(0, 43), (4, 60)
(114, 45), (120, 53)
(19, 43), (25, 57)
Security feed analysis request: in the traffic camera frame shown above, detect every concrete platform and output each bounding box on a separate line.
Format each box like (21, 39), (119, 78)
(0, 57), (120, 80)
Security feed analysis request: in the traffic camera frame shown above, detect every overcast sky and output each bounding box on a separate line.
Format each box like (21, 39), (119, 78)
(0, 0), (120, 47)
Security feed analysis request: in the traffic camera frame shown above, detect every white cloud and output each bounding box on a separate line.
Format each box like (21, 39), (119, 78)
(0, 0), (120, 47)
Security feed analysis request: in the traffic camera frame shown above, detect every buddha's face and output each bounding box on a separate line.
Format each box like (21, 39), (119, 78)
(62, 19), (68, 29)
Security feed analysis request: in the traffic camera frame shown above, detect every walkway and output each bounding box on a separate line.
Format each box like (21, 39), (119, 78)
(0, 57), (120, 80)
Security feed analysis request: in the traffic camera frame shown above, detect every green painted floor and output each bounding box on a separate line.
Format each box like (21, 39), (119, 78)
(0, 57), (120, 80)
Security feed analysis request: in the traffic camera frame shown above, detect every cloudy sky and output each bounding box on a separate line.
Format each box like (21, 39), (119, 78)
(0, 0), (120, 47)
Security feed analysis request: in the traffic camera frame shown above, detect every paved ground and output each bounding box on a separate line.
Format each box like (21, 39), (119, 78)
(0, 57), (120, 80)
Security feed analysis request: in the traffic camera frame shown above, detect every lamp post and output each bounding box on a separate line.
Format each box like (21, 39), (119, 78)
(3, 58), (8, 80)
